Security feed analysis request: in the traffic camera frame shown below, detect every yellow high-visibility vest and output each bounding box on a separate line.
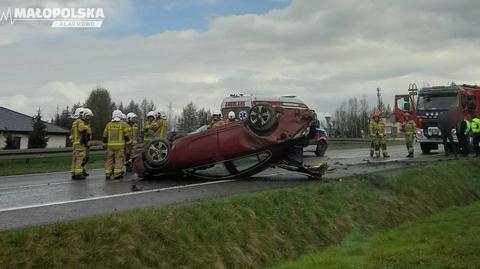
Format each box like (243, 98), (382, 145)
(471, 118), (480, 134)
(103, 121), (126, 149)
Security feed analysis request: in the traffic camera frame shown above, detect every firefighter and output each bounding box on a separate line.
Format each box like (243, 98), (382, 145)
(147, 110), (163, 139)
(125, 112), (138, 172)
(402, 113), (417, 158)
(70, 107), (92, 180)
(159, 112), (169, 139)
(227, 111), (236, 123)
(143, 111), (156, 144)
(369, 112), (389, 158)
(471, 115), (480, 157)
(439, 110), (457, 156)
(208, 110), (226, 129)
(81, 108), (93, 176)
(103, 110), (130, 180)
(457, 113), (471, 157)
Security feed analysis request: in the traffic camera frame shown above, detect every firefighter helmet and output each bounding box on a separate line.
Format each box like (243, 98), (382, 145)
(112, 110), (123, 121)
(83, 108), (93, 119)
(127, 112), (137, 122)
(228, 111), (235, 120)
(146, 111), (155, 118)
(74, 107), (85, 119)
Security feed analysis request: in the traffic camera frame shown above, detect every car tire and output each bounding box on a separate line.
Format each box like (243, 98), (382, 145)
(143, 139), (171, 168)
(247, 104), (278, 134)
(315, 140), (327, 157)
(420, 142), (431, 154)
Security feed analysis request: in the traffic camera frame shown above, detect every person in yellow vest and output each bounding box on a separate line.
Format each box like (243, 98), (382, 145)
(80, 108), (93, 176)
(103, 110), (130, 180)
(457, 113), (471, 157)
(369, 111), (389, 158)
(70, 107), (93, 180)
(125, 112), (139, 172)
(208, 109), (226, 129)
(471, 115), (480, 157)
(143, 111), (156, 144)
(401, 112), (417, 158)
(159, 112), (169, 139)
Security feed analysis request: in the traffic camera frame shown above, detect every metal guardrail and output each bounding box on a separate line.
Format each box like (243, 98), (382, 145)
(0, 138), (404, 159)
(0, 146), (104, 156)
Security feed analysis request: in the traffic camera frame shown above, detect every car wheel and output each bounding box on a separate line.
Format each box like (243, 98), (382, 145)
(420, 142), (431, 154)
(144, 139), (171, 168)
(315, 140), (327, 157)
(248, 104), (278, 134)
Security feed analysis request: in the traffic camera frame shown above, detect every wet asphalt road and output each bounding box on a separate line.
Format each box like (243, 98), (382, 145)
(0, 144), (447, 230)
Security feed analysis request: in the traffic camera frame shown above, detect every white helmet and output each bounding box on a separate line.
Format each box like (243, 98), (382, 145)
(213, 109), (222, 117)
(112, 109), (123, 121)
(146, 111), (155, 118)
(126, 112), (137, 122)
(154, 110), (163, 119)
(228, 111), (235, 120)
(83, 108), (93, 119)
(74, 107), (84, 119)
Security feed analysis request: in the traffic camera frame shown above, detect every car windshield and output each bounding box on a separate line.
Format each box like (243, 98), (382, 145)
(417, 94), (457, 110)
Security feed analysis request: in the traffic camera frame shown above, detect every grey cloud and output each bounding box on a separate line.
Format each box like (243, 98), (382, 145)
(1, 0), (480, 119)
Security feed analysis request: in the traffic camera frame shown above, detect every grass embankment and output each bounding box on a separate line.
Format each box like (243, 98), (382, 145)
(0, 152), (105, 176)
(0, 160), (479, 269)
(272, 201), (480, 269)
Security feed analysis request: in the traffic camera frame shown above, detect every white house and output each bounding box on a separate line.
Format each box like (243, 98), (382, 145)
(0, 106), (69, 149)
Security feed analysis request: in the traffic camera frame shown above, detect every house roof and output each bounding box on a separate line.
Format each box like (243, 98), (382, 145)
(0, 106), (69, 134)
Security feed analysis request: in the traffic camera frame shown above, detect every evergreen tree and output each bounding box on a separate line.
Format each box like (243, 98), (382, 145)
(85, 87), (114, 140)
(177, 102), (198, 132)
(28, 109), (49, 148)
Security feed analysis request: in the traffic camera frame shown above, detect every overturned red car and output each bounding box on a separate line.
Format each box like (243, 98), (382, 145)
(133, 97), (327, 180)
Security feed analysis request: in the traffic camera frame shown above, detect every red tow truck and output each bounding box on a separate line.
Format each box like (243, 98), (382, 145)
(394, 83), (480, 153)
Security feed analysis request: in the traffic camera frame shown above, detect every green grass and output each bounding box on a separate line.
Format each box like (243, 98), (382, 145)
(0, 152), (105, 176)
(271, 201), (480, 269)
(0, 159), (479, 269)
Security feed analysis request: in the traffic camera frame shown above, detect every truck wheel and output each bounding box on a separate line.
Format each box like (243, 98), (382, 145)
(248, 104), (278, 134)
(144, 139), (171, 168)
(420, 143), (431, 154)
(315, 140), (328, 157)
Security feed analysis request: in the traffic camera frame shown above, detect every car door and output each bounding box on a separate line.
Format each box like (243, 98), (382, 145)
(171, 128), (219, 168)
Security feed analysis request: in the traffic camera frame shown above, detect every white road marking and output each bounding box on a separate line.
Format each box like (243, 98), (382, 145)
(0, 179), (237, 213)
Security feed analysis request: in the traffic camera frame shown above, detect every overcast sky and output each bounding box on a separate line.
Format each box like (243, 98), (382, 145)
(0, 0), (479, 119)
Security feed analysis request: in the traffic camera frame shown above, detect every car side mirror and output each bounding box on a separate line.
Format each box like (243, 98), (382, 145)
(403, 103), (410, 111)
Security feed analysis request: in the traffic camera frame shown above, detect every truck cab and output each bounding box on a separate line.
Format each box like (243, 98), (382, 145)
(409, 84), (480, 153)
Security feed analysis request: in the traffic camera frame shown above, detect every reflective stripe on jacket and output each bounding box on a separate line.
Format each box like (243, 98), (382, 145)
(369, 120), (385, 137)
(103, 121), (128, 149)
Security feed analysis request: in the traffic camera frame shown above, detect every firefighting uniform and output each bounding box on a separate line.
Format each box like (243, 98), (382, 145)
(70, 119), (90, 176)
(143, 119), (154, 144)
(103, 121), (129, 177)
(369, 120), (389, 158)
(471, 117), (480, 155)
(402, 119), (417, 155)
(150, 119), (169, 139)
(125, 122), (139, 166)
(208, 119), (226, 129)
